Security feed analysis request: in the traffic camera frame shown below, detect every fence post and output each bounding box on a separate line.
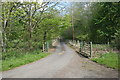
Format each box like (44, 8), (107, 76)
(107, 41), (109, 46)
(46, 41), (49, 52)
(73, 40), (75, 46)
(90, 42), (92, 57)
(77, 40), (80, 48)
(80, 41), (82, 52)
(43, 44), (45, 52)
(45, 42), (47, 51)
(76, 40), (78, 47)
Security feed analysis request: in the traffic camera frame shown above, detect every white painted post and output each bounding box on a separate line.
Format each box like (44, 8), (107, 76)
(77, 40), (80, 48)
(45, 42), (47, 51)
(43, 44), (45, 52)
(108, 41), (109, 46)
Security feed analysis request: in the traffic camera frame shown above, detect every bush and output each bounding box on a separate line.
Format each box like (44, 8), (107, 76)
(17, 42), (28, 48)
(2, 49), (44, 60)
(2, 50), (24, 60)
(32, 42), (43, 49)
(111, 29), (120, 50)
(47, 40), (52, 47)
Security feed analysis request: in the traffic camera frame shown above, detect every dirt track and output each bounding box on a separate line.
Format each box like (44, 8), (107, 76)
(2, 42), (118, 78)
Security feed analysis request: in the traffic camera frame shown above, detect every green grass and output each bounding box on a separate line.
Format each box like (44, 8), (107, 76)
(0, 60), (2, 71)
(91, 52), (120, 70)
(92, 44), (108, 50)
(1, 51), (50, 71)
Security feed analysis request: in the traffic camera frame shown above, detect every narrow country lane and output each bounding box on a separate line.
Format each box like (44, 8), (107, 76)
(2, 42), (118, 78)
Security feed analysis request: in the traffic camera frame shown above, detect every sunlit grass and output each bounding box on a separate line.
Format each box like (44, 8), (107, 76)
(92, 44), (109, 50)
(1, 51), (50, 71)
(91, 52), (120, 70)
(0, 60), (2, 71)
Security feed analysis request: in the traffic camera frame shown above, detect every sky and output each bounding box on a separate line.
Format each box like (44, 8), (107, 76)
(1, 0), (120, 2)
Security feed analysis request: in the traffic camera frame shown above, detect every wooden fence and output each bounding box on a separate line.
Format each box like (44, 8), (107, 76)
(68, 40), (112, 58)
(42, 39), (58, 52)
(69, 40), (92, 58)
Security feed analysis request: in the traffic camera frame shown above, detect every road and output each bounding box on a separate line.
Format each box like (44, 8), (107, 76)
(2, 42), (118, 78)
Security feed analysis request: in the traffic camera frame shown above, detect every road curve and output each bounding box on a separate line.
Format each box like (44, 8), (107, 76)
(2, 42), (118, 78)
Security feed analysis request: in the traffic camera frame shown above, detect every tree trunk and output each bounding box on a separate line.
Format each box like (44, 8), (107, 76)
(43, 31), (47, 51)
(72, 4), (74, 41)
(1, 3), (7, 52)
(1, 28), (7, 53)
(28, 4), (32, 50)
(1, 3), (14, 52)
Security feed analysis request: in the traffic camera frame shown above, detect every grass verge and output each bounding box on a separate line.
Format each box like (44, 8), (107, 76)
(91, 52), (120, 70)
(1, 51), (50, 71)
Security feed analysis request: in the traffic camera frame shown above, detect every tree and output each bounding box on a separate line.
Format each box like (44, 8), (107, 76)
(64, 2), (120, 46)
(1, 2), (21, 52)
(1, 2), (69, 52)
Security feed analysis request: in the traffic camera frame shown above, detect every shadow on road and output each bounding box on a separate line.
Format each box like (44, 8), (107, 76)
(59, 38), (65, 51)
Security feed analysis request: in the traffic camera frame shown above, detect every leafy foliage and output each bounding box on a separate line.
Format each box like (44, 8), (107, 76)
(1, 2), (70, 52)
(0, 2), (70, 71)
(63, 2), (120, 50)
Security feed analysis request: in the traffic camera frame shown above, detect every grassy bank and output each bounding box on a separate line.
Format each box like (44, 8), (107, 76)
(1, 50), (50, 71)
(91, 52), (120, 70)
